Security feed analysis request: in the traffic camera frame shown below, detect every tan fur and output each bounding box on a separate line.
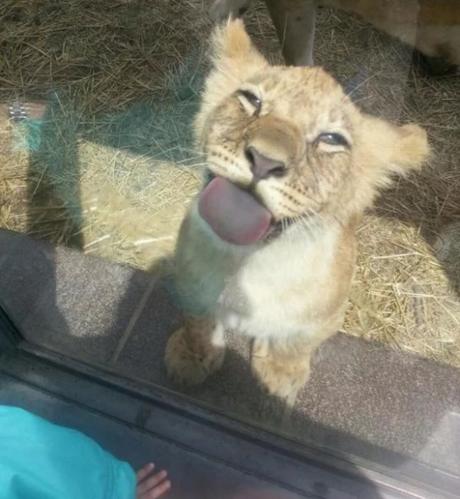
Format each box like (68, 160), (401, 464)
(166, 316), (225, 385)
(164, 20), (429, 404)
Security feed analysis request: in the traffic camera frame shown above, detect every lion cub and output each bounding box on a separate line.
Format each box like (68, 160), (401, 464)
(165, 20), (429, 405)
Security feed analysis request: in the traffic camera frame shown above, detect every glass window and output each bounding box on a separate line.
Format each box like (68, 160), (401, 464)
(1, 0), (459, 492)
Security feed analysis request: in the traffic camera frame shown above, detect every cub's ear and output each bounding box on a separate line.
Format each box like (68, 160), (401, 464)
(348, 115), (429, 214)
(210, 18), (268, 82)
(384, 122), (429, 175)
(358, 115), (430, 182)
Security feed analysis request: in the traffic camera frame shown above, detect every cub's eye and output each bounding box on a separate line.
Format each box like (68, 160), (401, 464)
(237, 89), (262, 115)
(238, 90), (261, 108)
(316, 132), (350, 148)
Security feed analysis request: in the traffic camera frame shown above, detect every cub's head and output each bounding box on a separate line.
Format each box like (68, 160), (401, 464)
(194, 20), (429, 246)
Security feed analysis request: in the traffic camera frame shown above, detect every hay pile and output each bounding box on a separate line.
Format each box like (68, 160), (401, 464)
(345, 216), (460, 366)
(0, 0), (459, 366)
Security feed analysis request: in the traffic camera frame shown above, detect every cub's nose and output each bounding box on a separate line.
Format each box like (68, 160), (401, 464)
(245, 146), (286, 180)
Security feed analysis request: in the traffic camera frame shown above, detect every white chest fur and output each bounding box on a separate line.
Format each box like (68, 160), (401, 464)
(216, 222), (341, 340)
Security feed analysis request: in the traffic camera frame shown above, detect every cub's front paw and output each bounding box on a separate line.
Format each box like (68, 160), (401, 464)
(251, 339), (311, 407)
(165, 328), (225, 385)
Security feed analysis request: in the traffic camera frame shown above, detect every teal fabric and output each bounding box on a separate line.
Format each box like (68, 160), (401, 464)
(0, 406), (136, 499)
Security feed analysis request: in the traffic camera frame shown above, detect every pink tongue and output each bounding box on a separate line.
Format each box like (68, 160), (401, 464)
(198, 177), (272, 245)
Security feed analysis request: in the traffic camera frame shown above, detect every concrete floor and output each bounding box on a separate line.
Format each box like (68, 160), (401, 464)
(1, 229), (459, 493)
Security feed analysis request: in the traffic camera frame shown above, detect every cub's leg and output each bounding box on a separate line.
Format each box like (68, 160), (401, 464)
(251, 336), (314, 407)
(165, 316), (225, 385)
(265, 0), (317, 66)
